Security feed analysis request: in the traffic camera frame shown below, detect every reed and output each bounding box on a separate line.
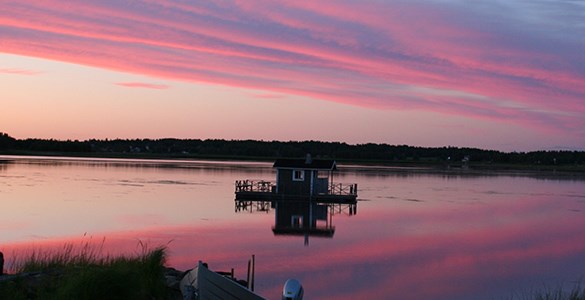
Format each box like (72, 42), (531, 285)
(0, 241), (169, 300)
(510, 282), (585, 300)
(533, 284), (585, 300)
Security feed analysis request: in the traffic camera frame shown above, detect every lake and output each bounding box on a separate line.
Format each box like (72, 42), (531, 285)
(1, 155), (584, 299)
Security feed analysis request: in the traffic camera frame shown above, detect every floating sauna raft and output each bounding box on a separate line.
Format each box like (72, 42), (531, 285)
(235, 180), (357, 203)
(234, 157), (358, 204)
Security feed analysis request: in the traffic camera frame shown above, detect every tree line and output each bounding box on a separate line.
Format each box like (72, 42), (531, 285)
(1, 132), (584, 166)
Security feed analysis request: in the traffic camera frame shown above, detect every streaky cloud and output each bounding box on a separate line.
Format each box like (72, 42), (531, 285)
(0, 0), (584, 141)
(115, 82), (169, 90)
(252, 93), (286, 99)
(0, 68), (42, 75)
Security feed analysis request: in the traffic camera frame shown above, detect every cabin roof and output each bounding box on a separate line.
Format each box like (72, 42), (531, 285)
(273, 159), (336, 170)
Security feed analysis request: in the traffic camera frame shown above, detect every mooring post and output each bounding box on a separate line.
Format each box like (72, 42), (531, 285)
(246, 258), (251, 289)
(0, 251), (4, 275)
(251, 254), (255, 292)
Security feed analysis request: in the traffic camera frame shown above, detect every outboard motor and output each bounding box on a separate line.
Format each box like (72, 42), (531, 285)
(282, 279), (304, 300)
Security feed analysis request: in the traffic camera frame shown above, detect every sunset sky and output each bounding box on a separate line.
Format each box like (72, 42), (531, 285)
(1, 1), (584, 152)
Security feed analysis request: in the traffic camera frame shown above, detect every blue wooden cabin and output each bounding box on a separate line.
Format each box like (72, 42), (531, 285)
(235, 155), (357, 203)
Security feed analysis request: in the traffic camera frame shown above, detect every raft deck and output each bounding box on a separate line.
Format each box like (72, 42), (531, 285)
(234, 180), (358, 203)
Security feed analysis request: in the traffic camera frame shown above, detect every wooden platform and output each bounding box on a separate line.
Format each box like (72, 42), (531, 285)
(235, 191), (357, 203)
(235, 180), (357, 204)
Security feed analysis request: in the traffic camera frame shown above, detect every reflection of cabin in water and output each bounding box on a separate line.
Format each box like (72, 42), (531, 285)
(235, 155), (357, 203)
(235, 199), (357, 246)
(273, 201), (334, 237)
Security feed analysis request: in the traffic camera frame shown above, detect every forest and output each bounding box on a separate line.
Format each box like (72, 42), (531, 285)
(1, 132), (584, 167)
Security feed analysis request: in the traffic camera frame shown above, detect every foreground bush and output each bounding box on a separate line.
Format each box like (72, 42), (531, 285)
(0, 244), (169, 300)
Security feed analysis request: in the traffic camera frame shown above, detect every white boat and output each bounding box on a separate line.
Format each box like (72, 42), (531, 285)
(180, 261), (265, 300)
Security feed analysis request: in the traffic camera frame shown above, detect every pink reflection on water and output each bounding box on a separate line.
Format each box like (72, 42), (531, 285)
(3, 192), (583, 300)
(1, 158), (584, 299)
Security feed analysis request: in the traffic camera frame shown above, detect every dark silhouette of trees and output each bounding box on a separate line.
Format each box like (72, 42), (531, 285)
(0, 132), (16, 150)
(0, 132), (583, 166)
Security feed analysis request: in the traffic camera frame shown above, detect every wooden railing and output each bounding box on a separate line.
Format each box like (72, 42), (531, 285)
(235, 180), (275, 193)
(328, 183), (358, 196)
(235, 180), (357, 196)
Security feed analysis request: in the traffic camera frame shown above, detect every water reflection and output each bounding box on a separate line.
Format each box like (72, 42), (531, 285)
(236, 200), (357, 246)
(341, 163), (585, 181)
(0, 155), (274, 176)
(0, 159), (13, 172)
(1, 156), (584, 300)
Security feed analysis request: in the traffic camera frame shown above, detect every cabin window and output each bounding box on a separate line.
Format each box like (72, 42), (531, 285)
(292, 169), (304, 181)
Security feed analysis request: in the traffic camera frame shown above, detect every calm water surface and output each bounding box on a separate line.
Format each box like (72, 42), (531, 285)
(1, 156), (584, 299)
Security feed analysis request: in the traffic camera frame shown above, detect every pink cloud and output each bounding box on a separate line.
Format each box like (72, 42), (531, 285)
(0, 68), (41, 75)
(1, 1), (584, 144)
(252, 93), (286, 99)
(115, 82), (169, 90)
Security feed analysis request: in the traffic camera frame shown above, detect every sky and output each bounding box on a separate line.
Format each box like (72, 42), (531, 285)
(1, 0), (584, 152)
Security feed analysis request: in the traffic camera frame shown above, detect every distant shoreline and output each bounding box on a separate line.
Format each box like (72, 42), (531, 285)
(2, 134), (584, 171)
(2, 151), (584, 177)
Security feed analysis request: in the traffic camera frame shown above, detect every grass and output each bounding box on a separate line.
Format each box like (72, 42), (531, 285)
(0, 241), (170, 300)
(510, 282), (585, 300)
(533, 284), (585, 300)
